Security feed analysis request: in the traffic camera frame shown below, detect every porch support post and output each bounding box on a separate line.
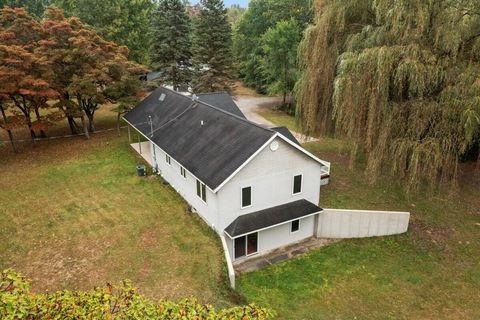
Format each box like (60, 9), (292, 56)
(137, 132), (142, 154)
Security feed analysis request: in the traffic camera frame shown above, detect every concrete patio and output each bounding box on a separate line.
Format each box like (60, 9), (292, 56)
(234, 237), (339, 274)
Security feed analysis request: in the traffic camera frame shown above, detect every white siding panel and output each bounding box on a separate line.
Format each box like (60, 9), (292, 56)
(153, 145), (219, 230)
(217, 138), (322, 231)
(258, 215), (315, 253)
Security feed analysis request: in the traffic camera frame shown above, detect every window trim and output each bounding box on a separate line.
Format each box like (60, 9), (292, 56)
(165, 154), (171, 166)
(241, 186), (252, 209)
(292, 174), (303, 195)
(196, 179), (207, 204)
(180, 166), (186, 179)
(290, 219), (300, 233)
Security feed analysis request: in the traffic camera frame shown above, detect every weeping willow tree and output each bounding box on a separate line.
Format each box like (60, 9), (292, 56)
(296, 0), (480, 189)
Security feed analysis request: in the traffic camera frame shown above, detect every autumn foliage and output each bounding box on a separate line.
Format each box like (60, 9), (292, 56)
(0, 269), (275, 319)
(0, 6), (146, 144)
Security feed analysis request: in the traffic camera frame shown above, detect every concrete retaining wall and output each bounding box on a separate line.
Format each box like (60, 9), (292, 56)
(316, 209), (410, 238)
(220, 234), (236, 289)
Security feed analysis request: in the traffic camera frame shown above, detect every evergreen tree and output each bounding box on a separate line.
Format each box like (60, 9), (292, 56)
(151, 0), (191, 91)
(191, 0), (233, 93)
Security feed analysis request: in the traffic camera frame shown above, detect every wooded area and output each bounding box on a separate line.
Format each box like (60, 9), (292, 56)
(296, 0), (480, 189)
(0, 6), (145, 149)
(2, 0), (479, 187)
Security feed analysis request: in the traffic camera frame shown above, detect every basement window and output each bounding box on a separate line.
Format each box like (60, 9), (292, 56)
(166, 154), (171, 165)
(241, 186), (252, 208)
(197, 180), (207, 203)
(293, 174), (302, 194)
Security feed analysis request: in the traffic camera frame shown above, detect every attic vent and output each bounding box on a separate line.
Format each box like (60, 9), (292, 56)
(159, 93), (166, 102)
(270, 141), (279, 151)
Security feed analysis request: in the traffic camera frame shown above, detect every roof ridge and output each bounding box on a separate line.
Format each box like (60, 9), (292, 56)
(196, 99), (275, 134)
(196, 91), (228, 96)
(160, 86), (274, 135)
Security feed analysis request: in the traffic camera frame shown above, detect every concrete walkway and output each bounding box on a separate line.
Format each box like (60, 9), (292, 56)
(234, 237), (339, 274)
(235, 95), (318, 144)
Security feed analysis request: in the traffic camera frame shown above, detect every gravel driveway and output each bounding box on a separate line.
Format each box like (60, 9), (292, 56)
(234, 95), (318, 143)
(234, 96), (283, 127)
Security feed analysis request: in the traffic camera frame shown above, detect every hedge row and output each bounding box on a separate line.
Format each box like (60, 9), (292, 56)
(0, 269), (274, 319)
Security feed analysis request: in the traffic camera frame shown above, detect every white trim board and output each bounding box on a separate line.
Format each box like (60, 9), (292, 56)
(213, 133), (330, 193)
(124, 119), (331, 194)
(224, 210), (322, 239)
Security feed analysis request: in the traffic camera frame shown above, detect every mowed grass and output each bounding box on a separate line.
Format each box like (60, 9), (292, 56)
(257, 108), (300, 132)
(237, 117), (480, 319)
(0, 132), (230, 305)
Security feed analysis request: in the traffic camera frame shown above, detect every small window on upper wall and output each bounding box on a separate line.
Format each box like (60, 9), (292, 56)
(241, 186), (252, 208)
(166, 154), (171, 165)
(197, 179), (207, 203)
(201, 183), (206, 202)
(180, 167), (186, 178)
(291, 219), (300, 233)
(293, 174), (302, 194)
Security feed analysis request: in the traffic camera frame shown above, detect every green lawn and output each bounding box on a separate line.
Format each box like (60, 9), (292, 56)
(237, 117), (480, 319)
(257, 108), (300, 132)
(2, 107), (479, 318)
(0, 132), (231, 305)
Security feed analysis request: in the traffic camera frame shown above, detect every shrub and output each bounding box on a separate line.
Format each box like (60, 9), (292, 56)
(0, 269), (274, 319)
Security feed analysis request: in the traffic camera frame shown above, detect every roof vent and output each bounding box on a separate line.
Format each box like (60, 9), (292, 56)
(159, 93), (166, 102)
(192, 94), (198, 101)
(201, 120), (204, 126)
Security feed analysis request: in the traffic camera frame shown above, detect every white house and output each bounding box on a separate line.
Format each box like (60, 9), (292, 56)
(124, 87), (331, 263)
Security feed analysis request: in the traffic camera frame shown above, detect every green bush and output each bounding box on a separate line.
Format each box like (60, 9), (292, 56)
(0, 269), (274, 319)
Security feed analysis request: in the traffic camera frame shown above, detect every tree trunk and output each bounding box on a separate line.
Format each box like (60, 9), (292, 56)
(0, 103), (17, 153)
(87, 113), (95, 133)
(476, 145), (480, 172)
(26, 117), (36, 143)
(117, 112), (122, 137)
(81, 116), (89, 139)
(34, 108), (47, 138)
(67, 116), (78, 135)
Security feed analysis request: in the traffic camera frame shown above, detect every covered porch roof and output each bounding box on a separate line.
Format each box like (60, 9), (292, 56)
(224, 199), (323, 238)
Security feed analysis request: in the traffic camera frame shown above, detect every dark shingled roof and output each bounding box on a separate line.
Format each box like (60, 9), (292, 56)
(124, 87), (275, 190)
(272, 126), (300, 145)
(196, 92), (246, 118)
(225, 199), (323, 237)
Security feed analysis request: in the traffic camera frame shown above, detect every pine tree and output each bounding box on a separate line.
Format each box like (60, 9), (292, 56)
(191, 0), (233, 93)
(150, 0), (191, 91)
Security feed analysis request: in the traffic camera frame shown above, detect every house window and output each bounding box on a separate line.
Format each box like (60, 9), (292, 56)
(196, 180), (207, 202)
(241, 186), (252, 208)
(165, 154), (171, 165)
(291, 219), (300, 233)
(293, 174), (302, 194)
(180, 167), (186, 178)
(234, 232), (258, 259)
